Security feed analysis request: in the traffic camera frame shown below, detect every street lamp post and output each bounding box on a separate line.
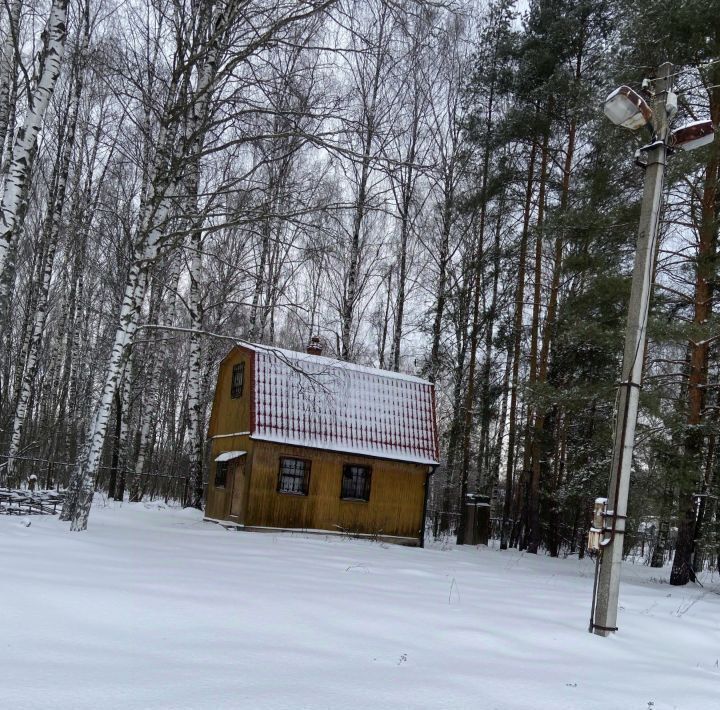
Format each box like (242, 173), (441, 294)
(589, 62), (714, 636)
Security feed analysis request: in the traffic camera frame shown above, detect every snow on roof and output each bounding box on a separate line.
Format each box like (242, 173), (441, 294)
(239, 343), (430, 384)
(242, 344), (439, 465)
(215, 450), (247, 462)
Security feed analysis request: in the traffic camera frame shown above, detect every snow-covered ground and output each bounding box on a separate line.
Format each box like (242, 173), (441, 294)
(1, 502), (718, 710)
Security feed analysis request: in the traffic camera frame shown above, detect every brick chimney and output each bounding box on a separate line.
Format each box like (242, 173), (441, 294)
(306, 335), (323, 356)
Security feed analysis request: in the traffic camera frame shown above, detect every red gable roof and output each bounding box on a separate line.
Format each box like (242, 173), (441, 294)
(242, 344), (439, 465)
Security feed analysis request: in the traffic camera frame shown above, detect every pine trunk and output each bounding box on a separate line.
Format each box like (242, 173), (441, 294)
(527, 105), (574, 554)
(500, 136), (537, 550)
(455, 66), (496, 544)
(518, 100), (552, 552)
(670, 77), (719, 585)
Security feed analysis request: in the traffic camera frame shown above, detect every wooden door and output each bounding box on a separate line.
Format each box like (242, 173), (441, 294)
(229, 459), (246, 519)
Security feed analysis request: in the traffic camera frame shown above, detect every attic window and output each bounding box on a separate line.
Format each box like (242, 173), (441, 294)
(341, 465), (371, 502)
(277, 457), (310, 495)
(231, 362), (244, 398)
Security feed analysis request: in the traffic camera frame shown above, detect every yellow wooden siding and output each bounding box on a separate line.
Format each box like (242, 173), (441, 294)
(207, 348), (252, 438)
(205, 435), (254, 521)
(245, 441), (426, 539)
(206, 347), (254, 521)
(206, 346), (428, 542)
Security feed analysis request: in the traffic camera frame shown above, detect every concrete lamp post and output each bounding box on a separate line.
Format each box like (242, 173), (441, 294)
(588, 62), (715, 637)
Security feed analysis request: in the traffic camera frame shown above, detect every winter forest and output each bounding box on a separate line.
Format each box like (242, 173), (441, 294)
(0, 0), (718, 589)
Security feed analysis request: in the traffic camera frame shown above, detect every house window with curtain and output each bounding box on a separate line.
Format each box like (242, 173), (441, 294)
(341, 465), (372, 501)
(277, 457), (311, 495)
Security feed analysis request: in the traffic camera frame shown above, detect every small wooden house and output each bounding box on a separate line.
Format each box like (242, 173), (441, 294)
(205, 340), (439, 546)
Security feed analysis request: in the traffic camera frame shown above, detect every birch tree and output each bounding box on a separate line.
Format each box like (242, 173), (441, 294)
(0, 0), (22, 166)
(0, 0), (69, 293)
(63, 0), (341, 530)
(4, 1), (89, 486)
(384, 8), (433, 372)
(336, 0), (397, 361)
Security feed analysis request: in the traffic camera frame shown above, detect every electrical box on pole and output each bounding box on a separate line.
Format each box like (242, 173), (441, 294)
(587, 498), (607, 552)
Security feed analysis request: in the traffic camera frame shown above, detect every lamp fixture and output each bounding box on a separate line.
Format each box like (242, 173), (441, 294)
(604, 86), (653, 130)
(670, 120), (715, 151)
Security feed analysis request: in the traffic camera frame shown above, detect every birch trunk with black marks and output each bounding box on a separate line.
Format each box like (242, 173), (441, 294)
(388, 49), (424, 372)
(131, 254), (183, 502)
(428, 152), (455, 384)
(115, 355), (132, 502)
(0, 0), (69, 286)
(62, 0), (206, 525)
(5, 11), (87, 486)
(184, 2), (220, 509)
(186, 229), (204, 508)
(340, 3), (388, 362)
(64, 181), (174, 528)
(378, 267), (392, 369)
(248, 196), (274, 342)
(60, 255), (148, 521)
(11, 226), (46, 407)
(107, 388), (123, 500)
(0, 0), (22, 164)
